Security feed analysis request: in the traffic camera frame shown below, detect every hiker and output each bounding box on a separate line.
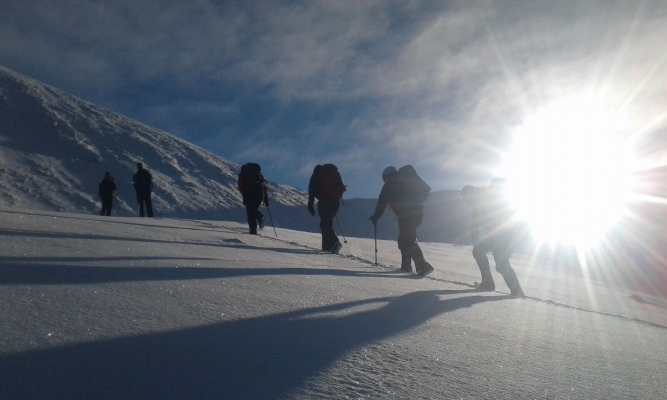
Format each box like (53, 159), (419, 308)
(238, 163), (269, 235)
(98, 172), (117, 216)
(133, 163), (153, 217)
(460, 179), (525, 297)
(369, 166), (434, 276)
(308, 164), (346, 254)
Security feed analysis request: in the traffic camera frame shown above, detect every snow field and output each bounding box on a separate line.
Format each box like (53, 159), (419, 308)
(1, 208), (666, 399)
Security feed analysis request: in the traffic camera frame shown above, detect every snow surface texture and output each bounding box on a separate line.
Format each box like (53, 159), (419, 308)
(1, 208), (666, 399)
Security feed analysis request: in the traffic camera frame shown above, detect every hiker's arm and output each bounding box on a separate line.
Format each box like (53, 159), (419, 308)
(372, 185), (390, 220)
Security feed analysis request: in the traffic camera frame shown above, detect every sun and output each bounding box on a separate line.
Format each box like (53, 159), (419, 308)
(497, 95), (635, 246)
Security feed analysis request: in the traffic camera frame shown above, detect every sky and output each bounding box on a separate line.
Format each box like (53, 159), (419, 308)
(1, 0), (667, 198)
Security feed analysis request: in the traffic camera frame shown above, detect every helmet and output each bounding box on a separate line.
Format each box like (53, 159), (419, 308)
(382, 166), (397, 180)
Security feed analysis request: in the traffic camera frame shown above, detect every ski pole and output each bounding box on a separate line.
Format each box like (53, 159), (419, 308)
(266, 205), (278, 237)
(374, 224), (378, 267)
(335, 215), (348, 243)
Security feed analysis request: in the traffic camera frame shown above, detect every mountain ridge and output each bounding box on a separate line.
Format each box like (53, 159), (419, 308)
(0, 65), (307, 221)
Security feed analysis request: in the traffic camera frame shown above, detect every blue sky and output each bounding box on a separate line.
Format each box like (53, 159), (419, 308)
(2, 0), (666, 198)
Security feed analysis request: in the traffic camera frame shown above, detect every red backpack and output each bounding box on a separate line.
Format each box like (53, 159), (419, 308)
(238, 163), (263, 196)
(317, 164), (346, 199)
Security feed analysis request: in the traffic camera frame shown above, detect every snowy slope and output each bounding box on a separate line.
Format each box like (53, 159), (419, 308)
(0, 66), (306, 222)
(1, 208), (666, 399)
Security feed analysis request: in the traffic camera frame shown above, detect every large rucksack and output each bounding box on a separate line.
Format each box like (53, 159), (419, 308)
(316, 164), (346, 199)
(238, 163), (264, 196)
(397, 165), (430, 205)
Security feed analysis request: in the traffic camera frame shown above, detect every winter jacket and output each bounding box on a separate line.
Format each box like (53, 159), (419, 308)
(469, 188), (515, 245)
(98, 179), (117, 199)
(133, 169), (153, 191)
(372, 174), (418, 219)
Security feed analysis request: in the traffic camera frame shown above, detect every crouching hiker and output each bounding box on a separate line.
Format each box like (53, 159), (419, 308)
(460, 179), (525, 297)
(369, 166), (434, 276)
(308, 164), (346, 254)
(98, 172), (116, 216)
(238, 163), (269, 235)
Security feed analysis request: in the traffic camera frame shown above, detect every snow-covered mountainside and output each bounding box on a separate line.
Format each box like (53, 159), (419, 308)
(0, 66), (306, 222)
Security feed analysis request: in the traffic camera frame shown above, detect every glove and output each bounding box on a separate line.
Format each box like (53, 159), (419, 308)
(264, 197), (269, 207)
(308, 203), (315, 216)
(369, 214), (379, 226)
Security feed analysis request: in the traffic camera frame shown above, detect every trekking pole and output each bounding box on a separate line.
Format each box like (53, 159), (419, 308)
(335, 215), (348, 243)
(266, 205), (278, 238)
(374, 224), (378, 267)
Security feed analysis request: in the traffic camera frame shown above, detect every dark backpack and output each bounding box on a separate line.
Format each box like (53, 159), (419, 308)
(317, 164), (346, 199)
(244, 163), (264, 194)
(397, 165), (430, 205)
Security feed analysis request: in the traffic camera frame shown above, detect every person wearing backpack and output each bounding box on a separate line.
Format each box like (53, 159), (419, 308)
(132, 163), (154, 217)
(369, 165), (434, 276)
(98, 172), (117, 216)
(308, 164), (346, 254)
(460, 179), (525, 297)
(238, 163), (269, 235)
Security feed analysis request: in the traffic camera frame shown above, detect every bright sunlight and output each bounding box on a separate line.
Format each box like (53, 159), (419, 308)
(498, 95), (636, 246)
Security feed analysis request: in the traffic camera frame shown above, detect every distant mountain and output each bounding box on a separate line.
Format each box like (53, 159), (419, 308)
(0, 66), (309, 224)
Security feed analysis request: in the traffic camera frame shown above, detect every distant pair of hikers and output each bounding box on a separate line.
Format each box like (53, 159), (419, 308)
(97, 163), (154, 217)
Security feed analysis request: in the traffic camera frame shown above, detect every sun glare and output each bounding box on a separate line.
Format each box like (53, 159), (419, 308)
(498, 95), (635, 246)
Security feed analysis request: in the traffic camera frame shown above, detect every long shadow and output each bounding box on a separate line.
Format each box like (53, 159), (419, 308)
(0, 263), (412, 286)
(0, 256), (218, 264)
(0, 228), (317, 255)
(0, 290), (509, 400)
(0, 210), (239, 234)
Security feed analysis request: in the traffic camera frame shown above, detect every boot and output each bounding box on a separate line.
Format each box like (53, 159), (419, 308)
(400, 253), (412, 273)
(410, 244), (433, 276)
(476, 279), (495, 291)
(416, 260), (434, 277)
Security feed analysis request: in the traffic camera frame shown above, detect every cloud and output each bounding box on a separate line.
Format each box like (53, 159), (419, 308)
(2, 0), (667, 196)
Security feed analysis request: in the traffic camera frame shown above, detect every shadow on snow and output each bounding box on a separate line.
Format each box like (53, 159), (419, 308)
(0, 260), (408, 286)
(0, 290), (508, 400)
